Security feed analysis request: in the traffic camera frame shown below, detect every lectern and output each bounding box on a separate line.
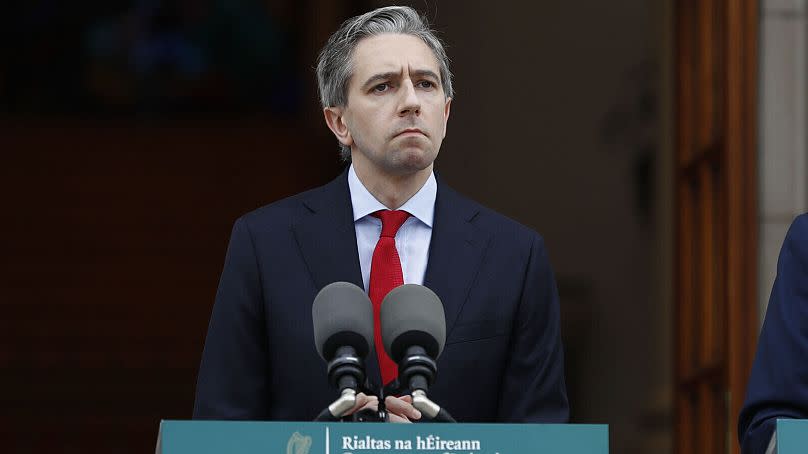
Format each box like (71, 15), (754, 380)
(765, 419), (808, 454)
(156, 420), (608, 454)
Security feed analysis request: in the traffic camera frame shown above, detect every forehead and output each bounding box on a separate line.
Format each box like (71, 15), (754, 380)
(350, 33), (441, 80)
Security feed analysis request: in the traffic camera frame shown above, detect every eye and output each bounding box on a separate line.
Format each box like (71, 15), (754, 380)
(416, 80), (436, 89)
(373, 83), (391, 93)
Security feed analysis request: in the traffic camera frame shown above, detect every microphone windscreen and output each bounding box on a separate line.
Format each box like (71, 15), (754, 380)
(380, 284), (446, 362)
(312, 282), (374, 361)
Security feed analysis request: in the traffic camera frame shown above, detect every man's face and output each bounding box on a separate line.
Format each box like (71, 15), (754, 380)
(328, 33), (452, 178)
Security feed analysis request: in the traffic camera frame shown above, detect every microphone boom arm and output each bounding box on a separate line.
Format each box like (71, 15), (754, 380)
(411, 389), (456, 422)
(328, 388), (357, 418)
(313, 388), (357, 421)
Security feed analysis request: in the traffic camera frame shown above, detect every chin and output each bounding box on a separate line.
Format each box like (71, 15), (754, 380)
(390, 148), (436, 173)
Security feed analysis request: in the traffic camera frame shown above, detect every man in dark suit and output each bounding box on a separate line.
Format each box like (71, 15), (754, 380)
(193, 6), (568, 423)
(739, 213), (808, 453)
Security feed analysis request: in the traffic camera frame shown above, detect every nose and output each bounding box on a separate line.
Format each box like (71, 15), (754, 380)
(398, 80), (421, 116)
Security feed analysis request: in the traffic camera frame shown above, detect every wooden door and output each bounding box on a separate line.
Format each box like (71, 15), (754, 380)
(674, 0), (758, 453)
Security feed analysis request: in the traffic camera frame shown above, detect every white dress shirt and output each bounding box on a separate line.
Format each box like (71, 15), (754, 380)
(347, 164), (436, 292)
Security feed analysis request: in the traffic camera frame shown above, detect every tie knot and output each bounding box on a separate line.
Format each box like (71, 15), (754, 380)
(373, 210), (411, 238)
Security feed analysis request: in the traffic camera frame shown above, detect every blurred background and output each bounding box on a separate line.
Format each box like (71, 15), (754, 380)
(1, 0), (804, 453)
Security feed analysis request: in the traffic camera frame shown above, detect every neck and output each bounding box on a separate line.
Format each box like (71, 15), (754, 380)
(352, 161), (432, 210)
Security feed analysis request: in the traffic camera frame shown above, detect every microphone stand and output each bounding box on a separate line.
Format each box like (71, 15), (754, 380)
(315, 383), (388, 422)
(314, 388), (356, 422)
(314, 346), (374, 422)
(397, 345), (456, 423)
(411, 389), (455, 422)
(315, 344), (456, 423)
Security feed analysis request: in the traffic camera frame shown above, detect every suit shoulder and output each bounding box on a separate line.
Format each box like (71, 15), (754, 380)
(791, 213), (808, 237)
(784, 213), (808, 260)
(235, 184), (327, 231)
(449, 187), (545, 246)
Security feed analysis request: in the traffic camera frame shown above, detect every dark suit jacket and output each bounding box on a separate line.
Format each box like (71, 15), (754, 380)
(739, 213), (808, 453)
(193, 169), (569, 422)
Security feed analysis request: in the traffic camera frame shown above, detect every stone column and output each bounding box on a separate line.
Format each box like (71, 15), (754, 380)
(759, 0), (808, 319)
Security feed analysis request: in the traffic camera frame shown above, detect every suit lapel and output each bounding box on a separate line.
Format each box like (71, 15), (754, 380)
(292, 169), (364, 291)
(424, 180), (491, 340)
(291, 169), (381, 386)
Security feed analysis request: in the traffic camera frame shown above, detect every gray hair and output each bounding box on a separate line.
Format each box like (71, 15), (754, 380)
(316, 6), (454, 160)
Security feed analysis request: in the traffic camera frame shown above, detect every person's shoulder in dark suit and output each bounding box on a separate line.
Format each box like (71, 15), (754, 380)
(739, 213), (808, 453)
(236, 178), (340, 234)
(438, 182), (547, 253)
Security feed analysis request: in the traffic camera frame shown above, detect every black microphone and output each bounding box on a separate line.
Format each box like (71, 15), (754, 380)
(311, 282), (374, 420)
(380, 284), (455, 422)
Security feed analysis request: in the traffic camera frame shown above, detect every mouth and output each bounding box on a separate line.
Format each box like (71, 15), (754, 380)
(395, 128), (427, 138)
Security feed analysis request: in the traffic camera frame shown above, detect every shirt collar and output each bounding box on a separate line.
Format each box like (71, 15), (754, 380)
(348, 164), (436, 228)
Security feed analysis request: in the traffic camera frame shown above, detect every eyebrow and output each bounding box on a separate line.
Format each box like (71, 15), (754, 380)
(361, 70), (441, 90)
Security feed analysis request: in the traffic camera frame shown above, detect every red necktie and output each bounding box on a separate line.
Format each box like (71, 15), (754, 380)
(369, 209), (411, 385)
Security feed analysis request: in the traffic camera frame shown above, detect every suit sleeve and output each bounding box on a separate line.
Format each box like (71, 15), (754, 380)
(193, 216), (270, 419)
(739, 214), (808, 453)
(496, 233), (570, 422)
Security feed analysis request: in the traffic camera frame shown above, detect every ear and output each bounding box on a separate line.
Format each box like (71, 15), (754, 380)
(323, 107), (353, 147)
(442, 97), (452, 138)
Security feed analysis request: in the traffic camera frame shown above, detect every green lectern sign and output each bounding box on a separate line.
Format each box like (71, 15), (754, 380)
(766, 419), (808, 454)
(156, 420), (608, 454)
